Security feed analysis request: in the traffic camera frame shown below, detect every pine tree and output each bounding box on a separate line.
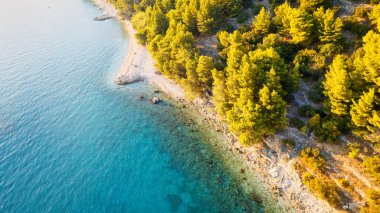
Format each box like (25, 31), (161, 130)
(252, 7), (271, 36)
(225, 48), (246, 104)
(182, 58), (201, 100)
(196, 56), (214, 89)
(215, 0), (243, 17)
(274, 2), (293, 35)
(131, 10), (150, 44)
(197, 0), (221, 34)
(248, 47), (292, 93)
(157, 0), (174, 13)
(227, 86), (257, 145)
(266, 68), (286, 97)
(361, 31), (380, 87)
(370, 4), (380, 32)
(253, 85), (288, 138)
(298, 0), (326, 11)
(274, 3), (314, 44)
(226, 56), (257, 145)
(324, 55), (352, 116)
(314, 8), (343, 44)
(212, 69), (229, 116)
(182, 5), (198, 34)
(289, 9), (314, 44)
(350, 89), (380, 143)
(147, 6), (169, 41)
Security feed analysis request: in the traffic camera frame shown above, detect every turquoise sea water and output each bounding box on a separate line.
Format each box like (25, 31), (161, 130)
(0, 0), (273, 212)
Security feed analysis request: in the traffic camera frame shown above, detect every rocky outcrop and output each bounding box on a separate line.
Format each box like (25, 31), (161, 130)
(114, 74), (144, 85)
(93, 14), (113, 21)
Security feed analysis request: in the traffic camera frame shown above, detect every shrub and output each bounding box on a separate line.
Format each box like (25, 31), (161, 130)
(363, 156), (380, 185)
(301, 126), (307, 134)
(299, 147), (327, 172)
(290, 117), (304, 130)
(314, 117), (344, 143)
(339, 178), (350, 188)
(298, 105), (317, 117)
(343, 18), (371, 37)
(308, 90), (323, 103)
(293, 49), (326, 79)
(352, 6), (371, 20)
(308, 114), (321, 129)
(361, 190), (380, 213)
(347, 142), (360, 159)
(302, 172), (341, 207)
(319, 43), (342, 59)
(283, 138), (296, 147)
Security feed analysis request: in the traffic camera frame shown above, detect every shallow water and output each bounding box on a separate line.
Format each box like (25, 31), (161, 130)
(0, 0), (275, 212)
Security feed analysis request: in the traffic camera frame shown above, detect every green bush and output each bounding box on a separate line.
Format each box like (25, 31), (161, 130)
(347, 142), (360, 159)
(343, 18), (371, 37)
(290, 117), (304, 130)
(361, 190), (380, 213)
(353, 6), (371, 20)
(301, 126), (307, 134)
(308, 90), (323, 103)
(298, 105), (316, 117)
(308, 80), (324, 103)
(299, 147), (327, 172)
(314, 117), (343, 143)
(293, 49), (326, 79)
(363, 156), (380, 185)
(302, 172), (341, 207)
(339, 178), (350, 188)
(308, 114), (321, 129)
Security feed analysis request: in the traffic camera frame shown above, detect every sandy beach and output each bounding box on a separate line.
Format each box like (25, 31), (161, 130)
(92, 0), (185, 100)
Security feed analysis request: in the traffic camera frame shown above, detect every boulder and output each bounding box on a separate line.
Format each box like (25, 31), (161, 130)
(150, 96), (162, 104)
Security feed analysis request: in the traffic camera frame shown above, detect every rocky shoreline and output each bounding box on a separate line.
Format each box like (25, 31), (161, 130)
(91, 0), (335, 212)
(176, 98), (335, 212)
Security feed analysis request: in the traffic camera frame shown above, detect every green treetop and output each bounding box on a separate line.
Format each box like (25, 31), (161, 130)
(298, 0), (327, 11)
(197, 0), (221, 34)
(314, 7), (343, 45)
(361, 31), (380, 87)
(350, 89), (380, 143)
(289, 9), (314, 44)
(196, 56), (215, 89)
(212, 69), (229, 117)
(324, 55), (352, 116)
(274, 2), (293, 35)
(370, 4), (380, 32)
(252, 7), (271, 36)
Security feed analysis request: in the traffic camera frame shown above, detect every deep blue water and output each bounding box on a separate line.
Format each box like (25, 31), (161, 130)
(0, 0), (267, 212)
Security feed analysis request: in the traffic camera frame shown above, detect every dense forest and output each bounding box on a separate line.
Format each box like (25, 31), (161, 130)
(108, 0), (380, 211)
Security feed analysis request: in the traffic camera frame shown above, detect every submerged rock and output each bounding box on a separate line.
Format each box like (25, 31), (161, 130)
(150, 96), (162, 104)
(165, 194), (182, 212)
